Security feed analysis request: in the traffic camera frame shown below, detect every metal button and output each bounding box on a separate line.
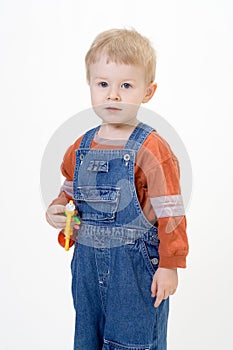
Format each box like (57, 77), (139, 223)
(151, 258), (159, 265)
(79, 154), (84, 161)
(123, 154), (130, 161)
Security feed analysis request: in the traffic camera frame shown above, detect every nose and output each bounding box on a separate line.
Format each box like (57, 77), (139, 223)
(107, 87), (121, 101)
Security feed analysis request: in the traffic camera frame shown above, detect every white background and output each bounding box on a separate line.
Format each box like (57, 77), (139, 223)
(1, 0), (233, 349)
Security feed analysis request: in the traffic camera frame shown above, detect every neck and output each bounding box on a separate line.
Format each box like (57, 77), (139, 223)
(98, 120), (139, 140)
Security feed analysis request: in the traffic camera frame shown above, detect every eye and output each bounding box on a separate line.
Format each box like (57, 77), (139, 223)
(98, 81), (108, 88)
(121, 82), (132, 89)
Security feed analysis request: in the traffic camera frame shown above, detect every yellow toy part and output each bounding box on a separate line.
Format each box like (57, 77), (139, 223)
(64, 200), (76, 251)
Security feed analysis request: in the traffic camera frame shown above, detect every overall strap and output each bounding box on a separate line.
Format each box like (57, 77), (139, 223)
(124, 122), (154, 152)
(79, 123), (154, 150)
(79, 125), (101, 149)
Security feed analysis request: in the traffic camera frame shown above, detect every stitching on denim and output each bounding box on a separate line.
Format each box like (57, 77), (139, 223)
(104, 338), (150, 349)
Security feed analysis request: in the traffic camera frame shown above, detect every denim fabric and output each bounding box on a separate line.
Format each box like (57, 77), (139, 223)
(71, 123), (169, 350)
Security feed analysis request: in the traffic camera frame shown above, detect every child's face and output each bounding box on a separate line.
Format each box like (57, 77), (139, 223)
(88, 55), (156, 125)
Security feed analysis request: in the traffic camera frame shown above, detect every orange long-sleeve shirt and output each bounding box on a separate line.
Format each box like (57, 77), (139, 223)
(52, 129), (189, 268)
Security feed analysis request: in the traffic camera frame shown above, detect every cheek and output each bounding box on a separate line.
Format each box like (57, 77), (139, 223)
(90, 89), (98, 105)
(90, 93), (95, 105)
(126, 92), (145, 104)
(90, 88), (105, 104)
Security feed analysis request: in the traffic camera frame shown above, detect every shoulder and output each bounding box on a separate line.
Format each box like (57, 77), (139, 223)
(142, 130), (176, 163)
(61, 135), (83, 180)
(63, 125), (100, 158)
(63, 136), (83, 160)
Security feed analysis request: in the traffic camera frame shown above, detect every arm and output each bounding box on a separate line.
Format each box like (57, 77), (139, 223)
(151, 215), (187, 307)
(151, 216), (187, 307)
(142, 133), (189, 307)
(46, 138), (81, 231)
(149, 157), (188, 306)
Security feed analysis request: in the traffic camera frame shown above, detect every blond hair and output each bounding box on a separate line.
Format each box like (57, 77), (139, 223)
(85, 28), (156, 84)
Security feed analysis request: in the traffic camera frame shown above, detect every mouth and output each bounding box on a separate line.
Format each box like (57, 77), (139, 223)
(105, 105), (122, 112)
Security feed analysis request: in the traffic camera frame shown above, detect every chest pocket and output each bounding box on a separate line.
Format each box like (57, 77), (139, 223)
(74, 186), (120, 222)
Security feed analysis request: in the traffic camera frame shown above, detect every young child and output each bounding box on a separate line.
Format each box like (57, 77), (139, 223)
(46, 28), (189, 350)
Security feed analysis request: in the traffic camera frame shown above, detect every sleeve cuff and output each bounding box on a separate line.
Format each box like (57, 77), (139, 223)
(158, 254), (187, 269)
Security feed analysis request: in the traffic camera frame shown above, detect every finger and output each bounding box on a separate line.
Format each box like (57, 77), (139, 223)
(151, 275), (157, 297)
(46, 213), (67, 228)
(154, 291), (164, 308)
(169, 289), (176, 295)
(163, 290), (170, 300)
(48, 205), (66, 215)
(162, 288), (176, 301)
(55, 216), (80, 230)
(53, 220), (67, 229)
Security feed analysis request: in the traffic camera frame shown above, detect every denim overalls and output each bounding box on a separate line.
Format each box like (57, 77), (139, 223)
(71, 123), (169, 350)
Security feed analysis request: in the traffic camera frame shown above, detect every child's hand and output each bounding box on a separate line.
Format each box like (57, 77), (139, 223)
(46, 205), (67, 229)
(151, 268), (178, 308)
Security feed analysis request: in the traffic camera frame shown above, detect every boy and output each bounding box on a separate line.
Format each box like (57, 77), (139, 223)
(46, 28), (189, 350)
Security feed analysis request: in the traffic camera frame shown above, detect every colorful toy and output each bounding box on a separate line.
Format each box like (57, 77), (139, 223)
(58, 200), (81, 251)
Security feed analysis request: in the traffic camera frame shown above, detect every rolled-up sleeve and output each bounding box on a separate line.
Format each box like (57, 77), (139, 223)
(148, 156), (189, 268)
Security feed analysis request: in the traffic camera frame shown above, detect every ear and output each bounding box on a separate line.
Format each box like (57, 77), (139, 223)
(142, 82), (157, 103)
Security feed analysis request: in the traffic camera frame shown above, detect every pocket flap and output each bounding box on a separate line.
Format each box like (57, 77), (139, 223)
(75, 186), (120, 202)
